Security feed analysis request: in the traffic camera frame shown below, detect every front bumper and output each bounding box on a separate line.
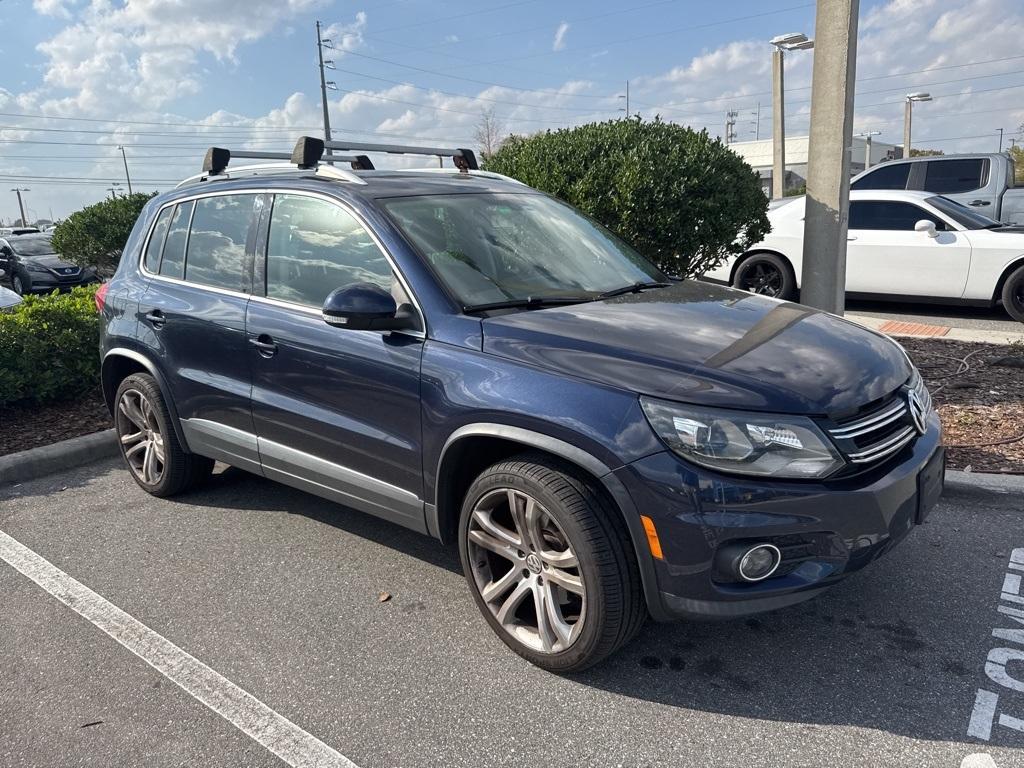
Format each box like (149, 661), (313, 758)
(23, 273), (98, 293)
(615, 411), (944, 620)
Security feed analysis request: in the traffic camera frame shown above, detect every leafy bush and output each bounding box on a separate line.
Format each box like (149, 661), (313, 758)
(483, 117), (771, 277)
(0, 286), (100, 407)
(51, 193), (155, 275)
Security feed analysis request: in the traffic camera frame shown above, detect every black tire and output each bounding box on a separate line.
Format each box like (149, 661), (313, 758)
(11, 271), (28, 296)
(113, 373), (214, 497)
(458, 453), (646, 673)
(732, 252), (797, 301)
(1002, 264), (1024, 323)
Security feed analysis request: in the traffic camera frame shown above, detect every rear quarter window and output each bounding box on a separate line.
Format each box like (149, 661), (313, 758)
(159, 201), (194, 279)
(851, 162), (911, 190)
(923, 158), (989, 194)
(144, 207), (173, 273)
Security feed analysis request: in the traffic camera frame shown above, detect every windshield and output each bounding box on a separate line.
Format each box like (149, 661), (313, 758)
(925, 195), (1002, 229)
(10, 235), (55, 257)
(382, 193), (666, 308)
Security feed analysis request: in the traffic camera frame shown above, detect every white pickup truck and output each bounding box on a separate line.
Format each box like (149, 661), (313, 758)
(850, 153), (1024, 224)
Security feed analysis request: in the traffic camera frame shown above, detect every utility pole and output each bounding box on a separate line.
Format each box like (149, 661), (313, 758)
(316, 21), (338, 159)
(754, 102), (761, 141)
(800, 0), (859, 315)
(725, 110), (738, 144)
(618, 81), (630, 118)
(998, 127), (1004, 152)
(107, 187), (118, 200)
(856, 130), (880, 171)
(770, 33), (814, 199)
(117, 145), (133, 195)
(903, 92), (931, 157)
(10, 188), (29, 226)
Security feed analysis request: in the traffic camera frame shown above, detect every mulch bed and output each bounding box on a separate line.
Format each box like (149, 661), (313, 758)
(0, 387), (112, 457)
(900, 338), (1024, 474)
(0, 339), (1021, 473)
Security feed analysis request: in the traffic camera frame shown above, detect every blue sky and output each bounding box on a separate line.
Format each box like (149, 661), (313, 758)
(1, 0), (1023, 222)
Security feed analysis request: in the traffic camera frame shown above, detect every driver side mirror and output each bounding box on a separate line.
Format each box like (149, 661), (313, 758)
(322, 283), (416, 332)
(914, 219), (939, 238)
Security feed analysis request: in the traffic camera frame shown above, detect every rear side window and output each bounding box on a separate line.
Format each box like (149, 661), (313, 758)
(144, 207), (173, 273)
(159, 201), (193, 279)
(849, 201), (944, 231)
(923, 159), (988, 194)
(851, 162), (910, 190)
(265, 194), (393, 308)
(185, 195), (254, 292)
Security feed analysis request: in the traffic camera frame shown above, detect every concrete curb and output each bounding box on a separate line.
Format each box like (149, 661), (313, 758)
(846, 313), (1024, 345)
(944, 468), (1024, 497)
(0, 429), (118, 485)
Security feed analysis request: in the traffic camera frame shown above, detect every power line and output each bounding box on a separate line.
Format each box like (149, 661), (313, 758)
(371, 0), (544, 34)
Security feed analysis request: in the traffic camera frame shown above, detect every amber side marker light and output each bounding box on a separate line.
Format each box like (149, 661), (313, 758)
(640, 515), (664, 560)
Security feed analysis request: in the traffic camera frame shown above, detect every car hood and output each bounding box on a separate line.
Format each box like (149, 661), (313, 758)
(22, 254), (75, 269)
(480, 281), (911, 416)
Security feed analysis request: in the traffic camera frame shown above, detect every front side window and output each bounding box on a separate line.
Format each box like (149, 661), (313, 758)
(160, 201), (193, 279)
(382, 193), (664, 308)
(925, 195), (1000, 230)
(849, 201), (944, 231)
(851, 162), (910, 191)
(923, 159), (988, 194)
(184, 195), (254, 291)
(265, 194), (394, 307)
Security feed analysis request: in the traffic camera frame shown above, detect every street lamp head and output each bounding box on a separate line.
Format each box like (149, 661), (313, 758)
(770, 32), (807, 46)
(787, 38), (815, 50)
(906, 92), (932, 102)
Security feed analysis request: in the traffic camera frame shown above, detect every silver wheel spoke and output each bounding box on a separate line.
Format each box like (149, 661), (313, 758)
(119, 396), (146, 431)
(117, 388), (164, 486)
(539, 581), (574, 647)
(120, 430), (144, 446)
(545, 566), (584, 596)
(468, 528), (518, 563)
(495, 579), (532, 627)
(151, 434), (165, 463)
(540, 547), (578, 569)
(124, 439), (148, 460)
(480, 564), (522, 604)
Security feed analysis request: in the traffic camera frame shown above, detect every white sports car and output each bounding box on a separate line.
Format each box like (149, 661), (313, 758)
(703, 189), (1024, 322)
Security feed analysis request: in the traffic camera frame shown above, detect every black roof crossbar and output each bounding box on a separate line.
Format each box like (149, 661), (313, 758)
(202, 145), (373, 175)
(299, 136), (478, 171)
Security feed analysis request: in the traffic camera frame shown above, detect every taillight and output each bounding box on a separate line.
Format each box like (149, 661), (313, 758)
(94, 282), (109, 313)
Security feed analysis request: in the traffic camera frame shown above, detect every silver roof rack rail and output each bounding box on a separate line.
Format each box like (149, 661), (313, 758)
(175, 162), (367, 189)
(399, 168), (525, 185)
(318, 137), (479, 171)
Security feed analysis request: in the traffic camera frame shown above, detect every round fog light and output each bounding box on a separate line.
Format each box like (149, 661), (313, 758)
(738, 544), (781, 582)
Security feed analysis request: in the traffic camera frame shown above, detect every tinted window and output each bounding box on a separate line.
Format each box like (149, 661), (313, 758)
(923, 159), (988, 194)
(849, 201), (944, 231)
(144, 207), (173, 273)
(851, 162), (910, 190)
(265, 195), (393, 307)
(185, 195), (253, 291)
(160, 201), (193, 279)
(8, 235), (54, 257)
(925, 195), (1000, 230)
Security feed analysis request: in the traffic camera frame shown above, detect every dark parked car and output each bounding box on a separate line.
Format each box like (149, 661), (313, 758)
(97, 137), (945, 672)
(0, 233), (98, 295)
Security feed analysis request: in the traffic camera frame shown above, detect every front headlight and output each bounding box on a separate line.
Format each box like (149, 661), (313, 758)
(25, 264), (50, 274)
(640, 396), (845, 479)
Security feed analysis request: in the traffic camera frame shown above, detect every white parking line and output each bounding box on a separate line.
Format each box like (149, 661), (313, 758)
(0, 529), (359, 768)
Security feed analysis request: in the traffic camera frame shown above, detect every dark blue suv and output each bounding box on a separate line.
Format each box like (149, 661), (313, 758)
(98, 137), (945, 672)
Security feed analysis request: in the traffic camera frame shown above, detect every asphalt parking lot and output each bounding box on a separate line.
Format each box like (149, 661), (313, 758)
(2, 459), (1023, 768)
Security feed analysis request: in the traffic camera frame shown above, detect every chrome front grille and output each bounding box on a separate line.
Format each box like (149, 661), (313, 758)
(826, 373), (932, 469)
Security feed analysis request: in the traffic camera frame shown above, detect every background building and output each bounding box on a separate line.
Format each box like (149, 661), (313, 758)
(728, 135), (901, 195)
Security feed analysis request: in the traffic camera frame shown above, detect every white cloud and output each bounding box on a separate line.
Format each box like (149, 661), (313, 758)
(552, 21), (569, 52)
(33, 0), (74, 18)
(324, 12), (367, 56)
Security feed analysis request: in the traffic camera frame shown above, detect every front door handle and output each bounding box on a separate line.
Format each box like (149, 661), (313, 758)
(969, 199), (991, 206)
(847, 236), (857, 241)
(249, 334), (278, 358)
(145, 310), (166, 328)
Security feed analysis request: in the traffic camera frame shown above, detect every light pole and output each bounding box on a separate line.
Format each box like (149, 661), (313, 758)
(998, 127), (1004, 152)
(855, 130), (881, 171)
(770, 32), (815, 200)
(10, 188), (29, 226)
(617, 81), (630, 118)
(903, 92), (931, 157)
(117, 145), (133, 195)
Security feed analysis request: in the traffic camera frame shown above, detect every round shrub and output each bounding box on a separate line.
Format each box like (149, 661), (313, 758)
(51, 192), (155, 275)
(484, 117), (770, 278)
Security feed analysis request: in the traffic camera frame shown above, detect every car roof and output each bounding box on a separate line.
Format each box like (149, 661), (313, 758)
(849, 189), (936, 202)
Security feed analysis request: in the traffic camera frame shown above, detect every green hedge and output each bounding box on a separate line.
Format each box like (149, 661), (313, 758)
(0, 286), (100, 407)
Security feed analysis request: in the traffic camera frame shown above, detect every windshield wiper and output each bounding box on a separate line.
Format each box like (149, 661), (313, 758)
(463, 296), (593, 314)
(597, 281), (673, 299)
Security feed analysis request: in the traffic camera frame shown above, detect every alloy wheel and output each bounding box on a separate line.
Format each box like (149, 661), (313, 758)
(116, 388), (165, 486)
(12, 275), (25, 295)
(466, 488), (586, 654)
(739, 262), (783, 296)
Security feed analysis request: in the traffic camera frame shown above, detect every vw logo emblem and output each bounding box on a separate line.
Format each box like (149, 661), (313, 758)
(907, 389), (927, 435)
(525, 553), (542, 574)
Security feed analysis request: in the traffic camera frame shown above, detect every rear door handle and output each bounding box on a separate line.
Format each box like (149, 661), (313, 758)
(145, 310), (166, 328)
(249, 334), (278, 358)
(968, 199), (991, 206)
